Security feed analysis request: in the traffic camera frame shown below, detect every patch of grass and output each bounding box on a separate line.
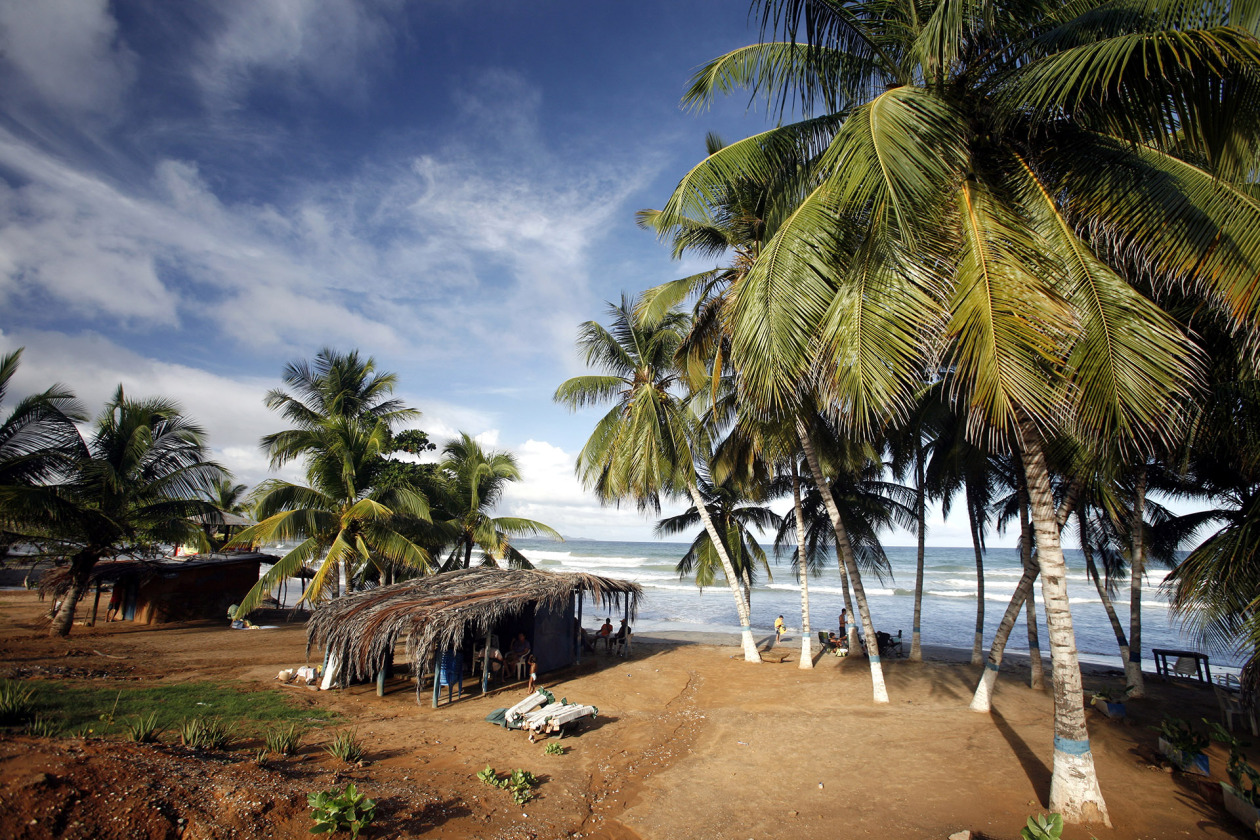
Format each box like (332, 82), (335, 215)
(0, 680), (36, 725)
(179, 716), (234, 751)
(25, 714), (61, 738)
(18, 680), (338, 738)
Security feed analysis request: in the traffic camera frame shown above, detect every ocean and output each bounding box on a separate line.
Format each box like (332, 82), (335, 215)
(509, 537), (1246, 672)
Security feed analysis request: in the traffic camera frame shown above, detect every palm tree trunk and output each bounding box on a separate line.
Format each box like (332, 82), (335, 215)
(1019, 483), (1045, 691)
(463, 539), (473, 570)
(1080, 516), (1130, 667)
(968, 492), (986, 665)
(792, 463), (813, 669)
(687, 482), (760, 663)
(836, 550), (858, 649)
(969, 563), (1038, 712)
(1126, 466), (1147, 698)
(1018, 417), (1110, 826)
(798, 420), (888, 703)
(910, 446), (926, 661)
(51, 552), (96, 637)
(741, 565), (753, 614)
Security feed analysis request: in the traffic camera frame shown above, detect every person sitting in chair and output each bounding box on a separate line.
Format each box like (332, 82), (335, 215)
(599, 618), (614, 653)
(614, 619), (631, 657)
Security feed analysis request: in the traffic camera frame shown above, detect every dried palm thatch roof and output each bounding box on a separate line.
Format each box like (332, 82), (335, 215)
(40, 553), (275, 598)
(307, 566), (642, 691)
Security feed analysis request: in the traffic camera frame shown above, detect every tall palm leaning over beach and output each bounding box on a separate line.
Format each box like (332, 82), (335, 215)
(555, 295), (764, 662)
(659, 0), (1260, 822)
(434, 432), (561, 570)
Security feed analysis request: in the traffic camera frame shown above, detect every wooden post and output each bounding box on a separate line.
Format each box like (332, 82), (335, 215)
(481, 630), (492, 694)
(376, 668), (386, 697)
(432, 651), (441, 708)
(88, 580), (103, 626)
(575, 589), (584, 666)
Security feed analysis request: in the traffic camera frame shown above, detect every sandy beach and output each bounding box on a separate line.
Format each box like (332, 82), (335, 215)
(0, 588), (1252, 840)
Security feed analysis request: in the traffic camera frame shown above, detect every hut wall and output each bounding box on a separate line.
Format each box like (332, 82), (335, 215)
(133, 559), (260, 624)
(533, 595), (576, 674)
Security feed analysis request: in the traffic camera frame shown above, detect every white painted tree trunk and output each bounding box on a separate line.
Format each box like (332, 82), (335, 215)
(687, 482), (761, 663)
(798, 421), (888, 703)
(1018, 418), (1110, 826)
(1126, 467), (1147, 698)
(792, 464), (813, 669)
(969, 564), (1037, 712)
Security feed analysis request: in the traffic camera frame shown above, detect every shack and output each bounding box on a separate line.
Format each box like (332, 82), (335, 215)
(306, 566), (642, 705)
(42, 552), (274, 625)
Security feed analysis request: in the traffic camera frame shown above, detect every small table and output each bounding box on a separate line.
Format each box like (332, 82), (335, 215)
(1152, 649), (1212, 684)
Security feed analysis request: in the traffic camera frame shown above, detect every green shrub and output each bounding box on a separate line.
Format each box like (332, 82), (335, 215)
(477, 765), (540, 805)
(543, 742), (564, 756)
(0, 680), (36, 725)
(264, 722), (302, 756)
(1155, 717), (1209, 756)
(123, 712), (163, 743)
(325, 730), (364, 764)
(308, 782), (376, 837)
(1209, 723), (1260, 806)
(1021, 813), (1063, 840)
(179, 716), (234, 751)
(25, 714), (60, 738)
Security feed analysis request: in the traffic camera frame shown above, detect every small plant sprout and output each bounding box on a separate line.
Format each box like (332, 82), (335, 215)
(0, 680), (36, 725)
(476, 765), (540, 805)
(325, 730), (365, 764)
(179, 716), (234, 751)
(1021, 812), (1064, 840)
(264, 722), (302, 756)
(308, 782), (376, 838)
(25, 714), (61, 738)
(253, 747), (270, 767)
(543, 741), (564, 756)
(123, 712), (163, 743)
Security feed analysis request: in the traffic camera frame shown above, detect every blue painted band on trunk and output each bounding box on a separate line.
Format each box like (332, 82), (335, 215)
(1054, 736), (1092, 756)
(913, 626), (921, 633)
(869, 655), (881, 664)
(986, 661), (999, 672)
(1129, 652), (1141, 663)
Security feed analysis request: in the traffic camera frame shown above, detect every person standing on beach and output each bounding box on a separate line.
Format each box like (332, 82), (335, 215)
(775, 615), (786, 642)
(839, 609), (847, 638)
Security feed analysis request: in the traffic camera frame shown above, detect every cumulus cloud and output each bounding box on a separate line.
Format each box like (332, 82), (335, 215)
(0, 0), (137, 117)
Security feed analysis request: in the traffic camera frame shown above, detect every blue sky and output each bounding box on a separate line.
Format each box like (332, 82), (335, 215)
(0, 0), (1000, 546)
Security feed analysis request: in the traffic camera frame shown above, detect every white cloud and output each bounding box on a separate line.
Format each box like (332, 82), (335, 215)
(193, 0), (406, 105)
(0, 0), (137, 117)
(501, 438), (685, 541)
(0, 328), (301, 489)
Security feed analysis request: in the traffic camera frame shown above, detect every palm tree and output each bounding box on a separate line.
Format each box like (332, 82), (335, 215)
(656, 470), (781, 611)
(434, 432), (561, 570)
(229, 350), (431, 613)
(0, 349), (85, 562)
(658, 0), (1260, 820)
(2, 386), (225, 636)
(230, 415), (432, 613)
(555, 295), (764, 662)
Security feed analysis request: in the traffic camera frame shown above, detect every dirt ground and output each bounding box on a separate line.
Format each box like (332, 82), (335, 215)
(0, 588), (1252, 840)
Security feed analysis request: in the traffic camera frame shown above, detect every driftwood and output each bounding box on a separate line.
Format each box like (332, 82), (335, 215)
(307, 566), (642, 689)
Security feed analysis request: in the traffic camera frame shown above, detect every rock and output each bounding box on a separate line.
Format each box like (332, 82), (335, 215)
(949, 832), (972, 840)
(788, 810), (798, 817)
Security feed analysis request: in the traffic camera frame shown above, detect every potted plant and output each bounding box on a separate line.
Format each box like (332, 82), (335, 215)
(1155, 717), (1211, 775)
(1089, 686), (1129, 719)
(1209, 723), (1260, 834)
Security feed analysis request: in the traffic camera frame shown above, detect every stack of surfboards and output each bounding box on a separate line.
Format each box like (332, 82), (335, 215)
(504, 687), (597, 735)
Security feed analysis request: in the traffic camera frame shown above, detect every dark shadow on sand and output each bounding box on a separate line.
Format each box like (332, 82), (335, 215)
(991, 708), (1051, 806)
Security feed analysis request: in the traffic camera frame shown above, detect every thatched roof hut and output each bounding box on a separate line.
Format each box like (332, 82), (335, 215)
(41, 553), (275, 624)
(307, 566), (642, 703)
